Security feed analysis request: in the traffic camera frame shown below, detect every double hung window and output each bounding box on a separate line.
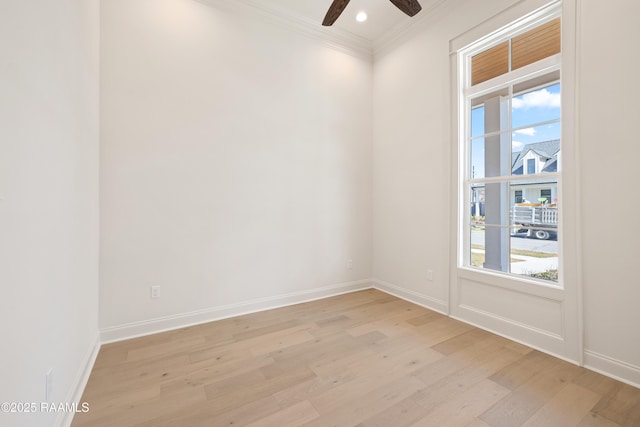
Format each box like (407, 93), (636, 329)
(460, 8), (561, 283)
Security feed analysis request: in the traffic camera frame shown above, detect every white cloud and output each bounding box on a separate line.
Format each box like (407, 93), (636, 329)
(514, 128), (536, 136)
(512, 88), (560, 109)
(512, 141), (524, 149)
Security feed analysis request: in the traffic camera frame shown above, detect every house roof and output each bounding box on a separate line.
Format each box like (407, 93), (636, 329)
(512, 139), (560, 174)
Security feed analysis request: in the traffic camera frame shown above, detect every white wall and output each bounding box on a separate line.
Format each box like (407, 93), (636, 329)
(579, 0), (640, 383)
(0, 0), (100, 426)
(373, 0), (640, 385)
(4, 1), (634, 417)
(99, 0), (372, 333)
(372, 0), (517, 311)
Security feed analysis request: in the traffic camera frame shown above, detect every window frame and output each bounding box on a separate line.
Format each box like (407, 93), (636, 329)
(458, 6), (562, 287)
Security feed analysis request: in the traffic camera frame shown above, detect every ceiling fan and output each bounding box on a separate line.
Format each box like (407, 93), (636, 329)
(322, 0), (422, 26)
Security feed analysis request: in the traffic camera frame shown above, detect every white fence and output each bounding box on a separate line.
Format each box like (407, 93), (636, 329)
(512, 204), (558, 227)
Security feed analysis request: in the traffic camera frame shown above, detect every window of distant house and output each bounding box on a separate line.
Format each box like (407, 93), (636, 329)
(540, 189), (552, 203)
(515, 190), (523, 204)
(460, 5), (561, 283)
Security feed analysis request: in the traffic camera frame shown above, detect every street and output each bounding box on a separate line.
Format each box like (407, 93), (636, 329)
(471, 230), (558, 254)
(470, 230), (558, 277)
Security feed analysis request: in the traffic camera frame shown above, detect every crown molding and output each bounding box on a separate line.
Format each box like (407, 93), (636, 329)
(373, 0), (450, 58)
(194, 0), (451, 62)
(194, 0), (373, 61)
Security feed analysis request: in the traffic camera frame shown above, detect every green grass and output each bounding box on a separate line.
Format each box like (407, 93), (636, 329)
(470, 246), (559, 282)
(471, 252), (524, 267)
(529, 269), (559, 281)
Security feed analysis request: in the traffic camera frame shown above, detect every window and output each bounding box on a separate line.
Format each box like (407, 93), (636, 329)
(540, 189), (552, 203)
(527, 158), (536, 174)
(460, 8), (561, 283)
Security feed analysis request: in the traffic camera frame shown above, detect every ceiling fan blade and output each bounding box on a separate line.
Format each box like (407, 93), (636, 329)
(388, 0), (422, 17)
(323, 0), (351, 26)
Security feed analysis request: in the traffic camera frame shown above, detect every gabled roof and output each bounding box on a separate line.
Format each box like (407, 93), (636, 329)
(512, 139), (560, 174)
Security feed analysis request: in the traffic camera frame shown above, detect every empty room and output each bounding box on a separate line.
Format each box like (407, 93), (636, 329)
(2, 0), (640, 426)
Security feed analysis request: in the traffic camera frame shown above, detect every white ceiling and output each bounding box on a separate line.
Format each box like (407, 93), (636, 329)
(198, 0), (446, 57)
(269, 0), (413, 41)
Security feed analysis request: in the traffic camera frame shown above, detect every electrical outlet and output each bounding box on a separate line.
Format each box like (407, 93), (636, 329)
(347, 259), (353, 270)
(150, 285), (160, 299)
(45, 369), (53, 402)
(427, 270), (434, 281)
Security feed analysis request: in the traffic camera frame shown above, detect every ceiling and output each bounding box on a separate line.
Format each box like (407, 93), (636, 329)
(268, 0), (414, 41)
(197, 0), (446, 56)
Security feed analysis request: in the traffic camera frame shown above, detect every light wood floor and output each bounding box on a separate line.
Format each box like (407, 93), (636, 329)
(73, 289), (640, 427)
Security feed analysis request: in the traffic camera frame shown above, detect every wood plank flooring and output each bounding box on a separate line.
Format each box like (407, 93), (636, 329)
(72, 289), (640, 426)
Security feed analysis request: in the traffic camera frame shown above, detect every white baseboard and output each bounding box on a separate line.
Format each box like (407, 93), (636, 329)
(100, 279), (373, 344)
(372, 278), (448, 314)
(372, 279), (640, 389)
(69, 281), (640, 425)
(584, 349), (640, 389)
(58, 336), (101, 427)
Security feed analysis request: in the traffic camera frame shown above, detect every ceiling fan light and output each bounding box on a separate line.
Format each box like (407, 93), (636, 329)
(356, 11), (368, 22)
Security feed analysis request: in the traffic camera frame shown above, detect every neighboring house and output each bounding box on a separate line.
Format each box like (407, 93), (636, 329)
(471, 139), (559, 216)
(511, 139), (559, 205)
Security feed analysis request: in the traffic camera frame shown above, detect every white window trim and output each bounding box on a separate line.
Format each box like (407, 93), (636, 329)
(457, 5), (562, 287)
(449, 0), (582, 364)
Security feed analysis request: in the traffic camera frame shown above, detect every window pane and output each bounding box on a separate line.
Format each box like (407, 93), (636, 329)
(511, 18), (561, 71)
(510, 227), (558, 282)
(469, 225), (511, 272)
(471, 105), (485, 137)
(471, 41), (509, 85)
(471, 178), (510, 274)
(471, 89), (512, 180)
(511, 190), (558, 242)
(470, 226), (559, 282)
(510, 179), (558, 207)
(512, 122), (561, 150)
(512, 123), (561, 175)
(470, 225), (485, 268)
(512, 83), (561, 129)
(470, 185), (485, 218)
(483, 182), (511, 227)
(471, 137), (485, 179)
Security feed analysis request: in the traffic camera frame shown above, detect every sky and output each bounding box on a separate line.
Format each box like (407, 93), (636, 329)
(470, 83), (560, 179)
